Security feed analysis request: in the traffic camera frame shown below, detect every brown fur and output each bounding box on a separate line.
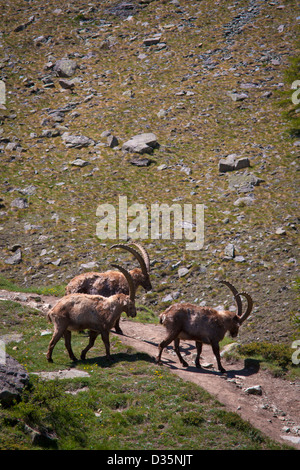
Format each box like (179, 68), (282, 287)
(65, 268), (151, 334)
(46, 292), (136, 363)
(156, 303), (245, 373)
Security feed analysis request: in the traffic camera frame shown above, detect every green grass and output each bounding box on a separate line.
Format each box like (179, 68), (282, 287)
(0, 275), (65, 297)
(0, 300), (289, 450)
(234, 342), (300, 380)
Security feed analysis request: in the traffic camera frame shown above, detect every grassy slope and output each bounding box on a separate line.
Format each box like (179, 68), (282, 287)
(0, 0), (299, 450)
(0, 0), (299, 344)
(0, 299), (288, 450)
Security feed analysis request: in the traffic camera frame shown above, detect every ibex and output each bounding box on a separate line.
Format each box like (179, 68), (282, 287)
(46, 265), (136, 363)
(65, 243), (152, 334)
(156, 281), (253, 373)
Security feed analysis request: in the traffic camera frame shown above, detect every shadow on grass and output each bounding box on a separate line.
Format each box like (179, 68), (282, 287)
(75, 350), (155, 368)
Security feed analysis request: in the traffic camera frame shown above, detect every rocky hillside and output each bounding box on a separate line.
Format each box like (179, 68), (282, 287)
(0, 0), (299, 345)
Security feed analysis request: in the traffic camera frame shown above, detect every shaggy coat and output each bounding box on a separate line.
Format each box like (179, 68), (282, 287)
(47, 266), (136, 363)
(156, 282), (253, 373)
(65, 243), (151, 334)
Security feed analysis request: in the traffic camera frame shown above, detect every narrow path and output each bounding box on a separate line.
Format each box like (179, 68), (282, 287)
(1, 289), (299, 449)
(118, 319), (300, 450)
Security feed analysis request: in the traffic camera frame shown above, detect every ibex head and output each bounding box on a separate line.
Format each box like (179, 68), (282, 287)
(219, 280), (253, 338)
(110, 242), (152, 291)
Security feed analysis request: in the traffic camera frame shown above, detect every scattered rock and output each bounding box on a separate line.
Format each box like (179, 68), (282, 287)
(143, 34), (162, 46)
(18, 185), (37, 196)
(40, 129), (61, 138)
(275, 227), (286, 235)
(107, 134), (119, 148)
(5, 248), (22, 265)
(14, 15), (35, 33)
(223, 243), (235, 260)
(70, 158), (90, 167)
(32, 369), (90, 380)
(234, 255), (246, 263)
(228, 91), (248, 102)
(178, 267), (189, 278)
(228, 171), (264, 193)
(244, 385), (262, 396)
(280, 435), (300, 445)
(0, 354), (29, 406)
(162, 291), (180, 302)
(53, 59), (78, 78)
(80, 261), (98, 270)
(58, 79), (75, 90)
(219, 154), (250, 173)
(233, 196), (255, 207)
(10, 197), (29, 209)
(62, 132), (94, 148)
(24, 424), (58, 448)
(122, 133), (159, 154)
(130, 157), (152, 167)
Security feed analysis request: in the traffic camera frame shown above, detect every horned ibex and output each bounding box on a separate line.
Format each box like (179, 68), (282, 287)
(156, 281), (253, 373)
(65, 243), (152, 334)
(46, 265), (136, 363)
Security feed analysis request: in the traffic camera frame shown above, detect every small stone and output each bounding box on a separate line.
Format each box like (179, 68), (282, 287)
(62, 132), (94, 148)
(107, 135), (119, 148)
(275, 227), (286, 235)
(80, 261), (98, 270)
(234, 256), (245, 263)
(219, 154), (250, 173)
(244, 385), (262, 395)
(143, 35), (161, 46)
(52, 258), (61, 266)
(5, 248), (22, 265)
(178, 267), (189, 278)
(70, 158), (90, 167)
(130, 157), (152, 167)
(157, 164), (168, 171)
(228, 91), (248, 101)
(53, 59), (78, 78)
(11, 198), (28, 209)
(162, 291), (180, 302)
(224, 243), (235, 260)
(58, 79), (75, 90)
(122, 133), (159, 154)
(233, 196), (254, 207)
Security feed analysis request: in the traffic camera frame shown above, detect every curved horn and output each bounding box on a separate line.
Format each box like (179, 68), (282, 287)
(219, 280), (243, 317)
(236, 292), (253, 324)
(130, 243), (150, 272)
(110, 243), (148, 277)
(111, 264), (135, 301)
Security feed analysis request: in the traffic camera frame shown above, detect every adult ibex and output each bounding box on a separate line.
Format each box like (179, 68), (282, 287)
(156, 281), (253, 373)
(65, 243), (152, 334)
(46, 265), (136, 363)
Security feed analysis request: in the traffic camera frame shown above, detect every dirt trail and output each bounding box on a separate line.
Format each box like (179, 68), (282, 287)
(1, 289), (299, 449)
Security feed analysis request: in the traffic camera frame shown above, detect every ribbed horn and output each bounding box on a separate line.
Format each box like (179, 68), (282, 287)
(236, 292), (253, 324)
(111, 264), (135, 301)
(130, 243), (150, 272)
(110, 243), (148, 277)
(219, 280), (243, 317)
